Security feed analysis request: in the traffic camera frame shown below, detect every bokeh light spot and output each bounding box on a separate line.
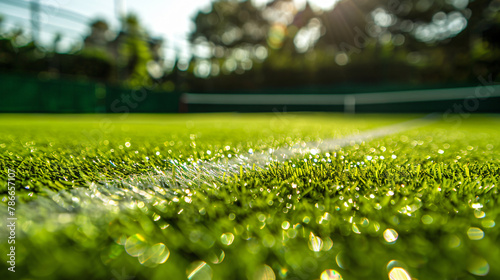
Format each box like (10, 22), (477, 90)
(308, 232), (323, 252)
(383, 228), (398, 243)
(467, 256), (489, 276)
(467, 227), (484, 240)
(388, 267), (411, 280)
(125, 234), (147, 257)
(254, 264), (276, 280)
(320, 269), (343, 280)
(138, 243), (170, 266)
(187, 261), (213, 280)
(221, 232), (235, 246)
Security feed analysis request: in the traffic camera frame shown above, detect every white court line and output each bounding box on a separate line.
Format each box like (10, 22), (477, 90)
(96, 113), (438, 199)
(10, 114), (439, 225)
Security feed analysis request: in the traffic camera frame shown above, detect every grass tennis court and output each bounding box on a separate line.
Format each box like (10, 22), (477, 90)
(1, 113), (499, 279)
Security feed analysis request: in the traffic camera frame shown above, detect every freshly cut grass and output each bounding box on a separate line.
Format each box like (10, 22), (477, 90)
(0, 113), (406, 200)
(0, 113), (499, 280)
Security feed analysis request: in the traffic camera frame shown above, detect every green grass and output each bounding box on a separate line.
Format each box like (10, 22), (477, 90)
(0, 113), (499, 280)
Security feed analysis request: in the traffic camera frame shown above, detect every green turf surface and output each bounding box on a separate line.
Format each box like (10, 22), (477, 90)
(0, 113), (499, 280)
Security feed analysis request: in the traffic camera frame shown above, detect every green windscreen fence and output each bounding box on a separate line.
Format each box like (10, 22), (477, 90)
(0, 73), (181, 113)
(1, 73), (498, 113)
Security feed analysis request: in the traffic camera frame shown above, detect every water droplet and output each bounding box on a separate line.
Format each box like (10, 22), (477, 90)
(471, 203), (483, 209)
(138, 243), (170, 266)
(281, 221), (290, 230)
(320, 269), (343, 280)
(258, 214), (266, 222)
(254, 264), (275, 280)
(388, 267), (411, 280)
(208, 249), (225, 264)
(308, 232), (323, 252)
(482, 220), (495, 228)
(467, 256), (489, 276)
(125, 234), (147, 257)
(152, 213), (161, 221)
(336, 252), (347, 269)
(221, 233), (235, 246)
(421, 215), (433, 224)
(448, 234), (461, 248)
(383, 228), (398, 243)
(474, 210), (485, 219)
(187, 261), (213, 280)
(467, 227), (484, 240)
(352, 223), (361, 234)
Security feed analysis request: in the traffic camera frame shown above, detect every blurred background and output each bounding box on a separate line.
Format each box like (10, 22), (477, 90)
(0, 0), (499, 113)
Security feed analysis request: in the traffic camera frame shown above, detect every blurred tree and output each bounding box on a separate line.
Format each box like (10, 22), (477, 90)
(84, 19), (111, 48)
(188, 0), (500, 91)
(189, 0), (269, 80)
(190, 0), (268, 48)
(82, 15), (164, 86)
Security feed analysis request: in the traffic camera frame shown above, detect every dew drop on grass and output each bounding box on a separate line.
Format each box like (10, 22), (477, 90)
(467, 256), (489, 276)
(471, 203), (483, 209)
(360, 217), (369, 227)
(254, 264), (276, 280)
(308, 232), (323, 252)
(474, 210), (486, 219)
(281, 221), (290, 230)
(138, 243), (170, 266)
(421, 215), (433, 224)
(221, 233), (235, 246)
(383, 229), (398, 243)
(336, 252), (346, 269)
(187, 261), (213, 280)
(467, 227), (484, 240)
(287, 228), (298, 238)
(208, 249), (225, 264)
(388, 267), (411, 280)
(322, 236), (333, 251)
(320, 269), (343, 280)
(125, 234), (147, 257)
(448, 234), (461, 248)
(152, 213), (161, 221)
(482, 220), (495, 228)
(352, 223), (361, 234)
